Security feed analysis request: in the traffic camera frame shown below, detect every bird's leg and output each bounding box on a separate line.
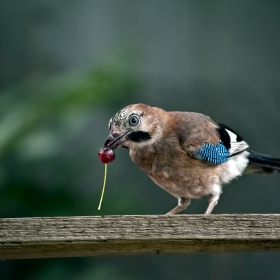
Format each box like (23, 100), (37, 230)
(205, 193), (220, 215)
(165, 197), (191, 215)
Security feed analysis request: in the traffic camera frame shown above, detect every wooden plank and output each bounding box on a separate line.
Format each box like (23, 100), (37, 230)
(1, 214), (280, 260)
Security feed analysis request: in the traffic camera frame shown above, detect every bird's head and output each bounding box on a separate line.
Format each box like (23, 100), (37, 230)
(104, 103), (165, 150)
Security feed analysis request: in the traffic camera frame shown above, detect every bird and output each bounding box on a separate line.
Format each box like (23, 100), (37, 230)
(102, 103), (280, 215)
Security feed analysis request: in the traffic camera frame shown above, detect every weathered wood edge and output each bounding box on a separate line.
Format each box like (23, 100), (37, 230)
(1, 214), (280, 260)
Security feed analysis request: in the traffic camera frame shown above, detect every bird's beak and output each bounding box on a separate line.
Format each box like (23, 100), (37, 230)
(104, 131), (130, 149)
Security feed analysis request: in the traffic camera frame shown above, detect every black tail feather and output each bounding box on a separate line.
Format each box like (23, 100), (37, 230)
(244, 151), (280, 174)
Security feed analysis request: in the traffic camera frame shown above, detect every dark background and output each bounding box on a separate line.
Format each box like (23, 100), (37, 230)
(1, 1), (280, 279)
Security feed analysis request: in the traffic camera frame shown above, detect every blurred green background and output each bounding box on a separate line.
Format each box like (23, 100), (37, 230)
(1, 1), (280, 279)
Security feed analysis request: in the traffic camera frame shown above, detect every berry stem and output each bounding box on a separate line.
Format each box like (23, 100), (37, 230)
(98, 163), (108, 210)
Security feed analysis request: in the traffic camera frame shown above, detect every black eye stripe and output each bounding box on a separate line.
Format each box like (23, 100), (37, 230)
(127, 131), (151, 142)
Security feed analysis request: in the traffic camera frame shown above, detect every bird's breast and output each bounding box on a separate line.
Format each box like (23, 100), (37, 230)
(129, 145), (221, 199)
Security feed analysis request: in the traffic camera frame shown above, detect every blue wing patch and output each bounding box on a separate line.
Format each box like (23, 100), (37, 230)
(194, 141), (230, 165)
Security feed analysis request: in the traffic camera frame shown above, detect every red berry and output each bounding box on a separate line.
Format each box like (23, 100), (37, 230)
(98, 147), (115, 163)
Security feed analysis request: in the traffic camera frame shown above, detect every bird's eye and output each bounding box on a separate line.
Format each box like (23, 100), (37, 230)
(129, 115), (140, 126)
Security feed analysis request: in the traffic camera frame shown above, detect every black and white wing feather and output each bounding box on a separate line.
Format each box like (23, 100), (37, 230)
(218, 123), (249, 157)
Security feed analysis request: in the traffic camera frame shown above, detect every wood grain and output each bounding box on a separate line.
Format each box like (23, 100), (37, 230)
(1, 214), (280, 260)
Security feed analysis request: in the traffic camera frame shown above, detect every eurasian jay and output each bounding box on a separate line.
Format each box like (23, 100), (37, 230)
(102, 103), (280, 214)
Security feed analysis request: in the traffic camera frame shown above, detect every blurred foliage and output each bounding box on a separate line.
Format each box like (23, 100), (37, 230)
(0, 46), (147, 279)
(0, 56), (139, 156)
(0, 55), (141, 219)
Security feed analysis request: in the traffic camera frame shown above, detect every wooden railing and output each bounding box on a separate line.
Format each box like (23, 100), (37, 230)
(1, 214), (280, 260)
